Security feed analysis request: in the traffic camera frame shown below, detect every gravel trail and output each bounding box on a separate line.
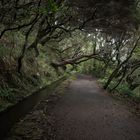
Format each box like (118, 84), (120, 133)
(53, 75), (140, 140)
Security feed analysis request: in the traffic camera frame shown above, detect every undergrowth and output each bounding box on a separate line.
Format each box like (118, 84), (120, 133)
(98, 78), (140, 101)
(0, 32), (63, 112)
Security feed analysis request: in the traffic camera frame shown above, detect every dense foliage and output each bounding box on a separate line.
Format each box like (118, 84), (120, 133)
(0, 0), (140, 110)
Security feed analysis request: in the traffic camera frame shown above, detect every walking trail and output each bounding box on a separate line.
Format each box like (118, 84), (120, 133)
(6, 75), (140, 140)
(53, 75), (140, 140)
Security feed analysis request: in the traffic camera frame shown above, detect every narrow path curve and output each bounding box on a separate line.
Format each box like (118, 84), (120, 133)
(52, 75), (140, 140)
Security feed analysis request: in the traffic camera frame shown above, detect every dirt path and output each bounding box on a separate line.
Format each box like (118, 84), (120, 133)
(53, 75), (140, 140)
(5, 75), (140, 140)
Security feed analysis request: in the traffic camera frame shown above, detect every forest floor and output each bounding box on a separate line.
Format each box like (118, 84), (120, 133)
(5, 75), (140, 140)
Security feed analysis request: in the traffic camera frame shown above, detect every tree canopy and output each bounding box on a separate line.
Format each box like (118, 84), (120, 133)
(0, 0), (140, 100)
